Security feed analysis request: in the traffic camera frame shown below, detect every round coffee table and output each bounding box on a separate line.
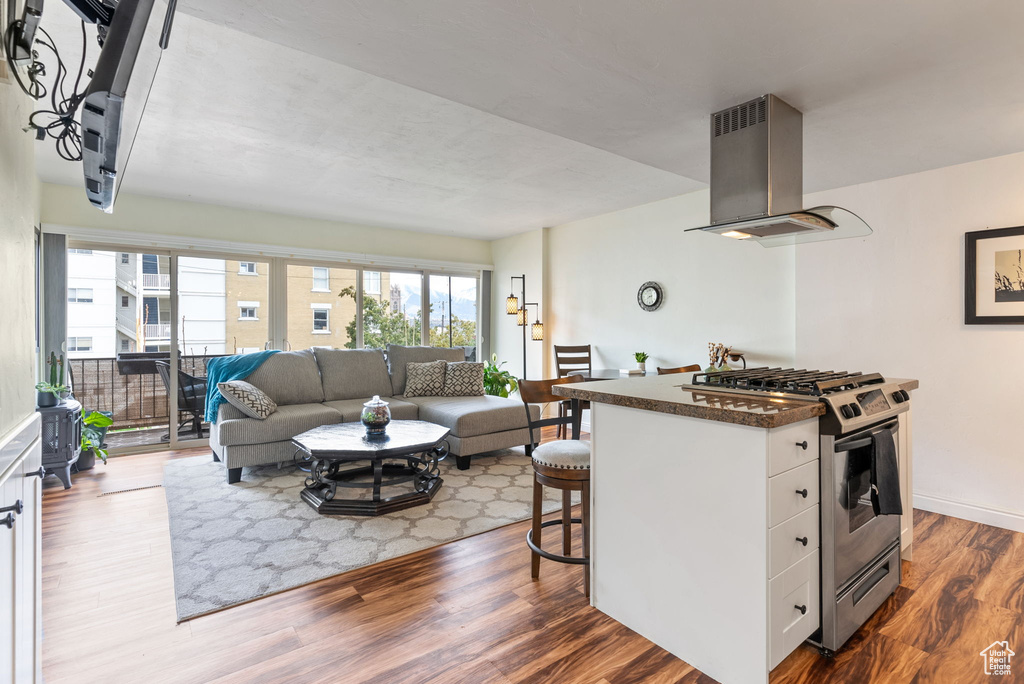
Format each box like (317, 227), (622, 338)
(292, 420), (451, 516)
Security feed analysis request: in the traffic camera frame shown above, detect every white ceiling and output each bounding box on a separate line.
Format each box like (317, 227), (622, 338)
(35, 0), (1024, 238)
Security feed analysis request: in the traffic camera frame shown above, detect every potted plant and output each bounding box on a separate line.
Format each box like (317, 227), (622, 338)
(36, 352), (69, 408)
(634, 352), (649, 372)
(483, 354), (519, 398)
(76, 411), (113, 471)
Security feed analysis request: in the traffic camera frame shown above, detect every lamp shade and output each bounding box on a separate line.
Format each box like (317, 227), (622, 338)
(506, 294), (519, 315)
(517, 308), (528, 326)
(531, 321), (544, 341)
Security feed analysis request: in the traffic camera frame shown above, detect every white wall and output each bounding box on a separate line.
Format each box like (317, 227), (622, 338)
(544, 190), (797, 372)
(798, 151), (1024, 531)
(0, 64), (40, 437)
(491, 229), (546, 380)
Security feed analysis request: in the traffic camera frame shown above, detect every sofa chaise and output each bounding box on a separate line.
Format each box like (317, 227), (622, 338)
(209, 346), (540, 483)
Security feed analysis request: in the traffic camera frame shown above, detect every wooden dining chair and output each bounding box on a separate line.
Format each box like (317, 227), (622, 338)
(518, 375), (591, 596)
(656, 363), (702, 375)
(553, 345), (592, 438)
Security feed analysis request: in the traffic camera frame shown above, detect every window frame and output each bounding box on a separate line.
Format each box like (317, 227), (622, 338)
(238, 261), (258, 275)
(68, 287), (94, 303)
(67, 336), (93, 352)
(311, 266), (330, 292)
(311, 306), (330, 334)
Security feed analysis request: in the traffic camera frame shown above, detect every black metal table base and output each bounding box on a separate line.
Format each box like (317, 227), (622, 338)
(299, 448), (446, 516)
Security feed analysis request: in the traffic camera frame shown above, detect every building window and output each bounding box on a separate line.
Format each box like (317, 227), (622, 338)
(313, 309), (330, 332)
(121, 295), (129, 308)
(68, 248), (92, 254)
(364, 271), (381, 295)
(120, 339), (130, 352)
(121, 253), (130, 264)
(68, 336), (93, 352)
(68, 288), (94, 303)
(238, 261), (257, 275)
(312, 267), (330, 292)
(240, 307), (257, 320)
(142, 254), (158, 274)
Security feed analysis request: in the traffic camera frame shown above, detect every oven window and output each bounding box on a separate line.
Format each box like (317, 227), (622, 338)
(845, 445), (877, 533)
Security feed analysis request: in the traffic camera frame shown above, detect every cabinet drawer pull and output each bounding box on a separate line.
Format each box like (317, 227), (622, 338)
(27, 467), (46, 479)
(795, 488), (808, 498)
(795, 441), (808, 450)
(795, 604), (807, 615)
(0, 500), (23, 515)
(1, 513), (14, 529)
(796, 536), (808, 546)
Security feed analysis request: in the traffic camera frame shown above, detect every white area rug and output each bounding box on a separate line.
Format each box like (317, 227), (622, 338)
(164, 449), (571, 621)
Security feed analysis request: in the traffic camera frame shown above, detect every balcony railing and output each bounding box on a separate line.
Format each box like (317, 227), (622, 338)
(68, 354), (227, 440)
(142, 273), (170, 290)
(144, 323), (171, 339)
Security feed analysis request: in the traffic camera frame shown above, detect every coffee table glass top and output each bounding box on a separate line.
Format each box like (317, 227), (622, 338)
(293, 420), (451, 459)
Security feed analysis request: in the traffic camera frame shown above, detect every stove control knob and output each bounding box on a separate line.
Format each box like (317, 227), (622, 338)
(900, 389), (911, 402)
(892, 391), (904, 404)
(851, 403), (863, 417)
(840, 404), (855, 419)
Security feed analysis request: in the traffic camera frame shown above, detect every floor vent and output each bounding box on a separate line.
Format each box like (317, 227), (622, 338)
(98, 484), (163, 497)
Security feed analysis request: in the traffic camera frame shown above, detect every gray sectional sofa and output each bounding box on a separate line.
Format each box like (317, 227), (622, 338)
(209, 345), (540, 483)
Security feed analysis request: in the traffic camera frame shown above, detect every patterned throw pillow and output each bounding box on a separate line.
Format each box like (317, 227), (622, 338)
(218, 380), (277, 420)
(442, 362), (485, 397)
(404, 360), (446, 397)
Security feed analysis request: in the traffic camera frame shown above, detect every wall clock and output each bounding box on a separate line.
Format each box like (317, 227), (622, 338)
(637, 281), (663, 312)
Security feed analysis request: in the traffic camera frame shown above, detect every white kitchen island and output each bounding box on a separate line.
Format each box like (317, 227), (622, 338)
(552, 374), (915, 684)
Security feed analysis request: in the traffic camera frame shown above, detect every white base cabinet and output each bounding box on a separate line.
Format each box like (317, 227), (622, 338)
(0, 415), (42, 684)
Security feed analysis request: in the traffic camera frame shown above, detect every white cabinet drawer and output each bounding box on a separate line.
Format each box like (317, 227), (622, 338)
(769, 550), (820, 670)
(769, 505), (819, 578)
(769, 460), (818, 527)
(768, 420), (818, 477)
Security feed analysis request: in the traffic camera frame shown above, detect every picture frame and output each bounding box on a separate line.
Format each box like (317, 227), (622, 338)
(965, 225), (1024, 324)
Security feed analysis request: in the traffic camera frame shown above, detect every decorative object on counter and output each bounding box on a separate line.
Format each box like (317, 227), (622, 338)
(76, 411), (113, 470)
(726, 350), (747, 369)
(360, 395), (392, 438)
(705, 342), (733, 372)
(483, 354), (518, 398)
(506, 274), (544, 378)
(634, 352), (649, 372)
(657, 363), (702, 375)
(637, 281), (664, 311)
(965, 225), (1024, 324)
(36, 351), (69, 408)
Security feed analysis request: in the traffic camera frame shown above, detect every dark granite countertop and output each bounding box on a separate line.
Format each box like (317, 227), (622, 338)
(552, 375), (919, 429)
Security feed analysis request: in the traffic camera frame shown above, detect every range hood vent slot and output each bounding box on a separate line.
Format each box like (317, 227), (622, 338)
(689, 94), (872, 247)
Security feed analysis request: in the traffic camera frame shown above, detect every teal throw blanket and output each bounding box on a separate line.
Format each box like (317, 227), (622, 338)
(205, 350), (280, 422)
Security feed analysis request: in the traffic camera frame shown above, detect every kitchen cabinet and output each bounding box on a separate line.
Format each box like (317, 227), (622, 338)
(0, 415), (42, 684)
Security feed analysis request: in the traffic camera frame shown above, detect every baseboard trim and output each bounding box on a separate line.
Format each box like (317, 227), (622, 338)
(915, 492), (1024, 533)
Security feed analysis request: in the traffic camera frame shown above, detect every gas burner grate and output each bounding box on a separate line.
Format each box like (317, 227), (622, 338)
(691, 367), (885, 396)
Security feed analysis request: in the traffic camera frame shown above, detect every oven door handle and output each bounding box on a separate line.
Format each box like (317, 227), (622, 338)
(834, 420), (899, 453)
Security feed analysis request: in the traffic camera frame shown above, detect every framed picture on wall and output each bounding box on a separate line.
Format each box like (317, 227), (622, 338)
(965, 225), (1024, 324)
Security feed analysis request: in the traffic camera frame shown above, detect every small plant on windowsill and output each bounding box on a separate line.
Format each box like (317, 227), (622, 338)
(634, 352), (649, 372)
(483, 354), (519, 398)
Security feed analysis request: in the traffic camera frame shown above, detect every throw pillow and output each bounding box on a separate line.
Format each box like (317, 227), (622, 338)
(404, 360), (446, 397)
(442, 362), (485, 397)
(218, 380), (278, 420)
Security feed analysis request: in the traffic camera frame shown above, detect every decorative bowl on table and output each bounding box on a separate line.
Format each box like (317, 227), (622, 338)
(361, 395), (391, 438)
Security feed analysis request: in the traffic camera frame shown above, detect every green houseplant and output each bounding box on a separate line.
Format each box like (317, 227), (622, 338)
(634, 351), (649, 371)
(36, 351), (69, 408)
(77, 411), (114, 470)
(483, 354), (518, 398)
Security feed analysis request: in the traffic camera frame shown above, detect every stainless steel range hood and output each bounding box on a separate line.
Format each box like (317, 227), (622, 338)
(686, 95), (871, 247)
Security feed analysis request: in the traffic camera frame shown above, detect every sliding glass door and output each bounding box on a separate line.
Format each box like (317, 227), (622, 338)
(429, 274), (478, 359)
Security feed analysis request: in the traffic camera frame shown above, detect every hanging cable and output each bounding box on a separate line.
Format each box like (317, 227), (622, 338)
(3, 19), (47, 98)
(27, 21), (89, 162)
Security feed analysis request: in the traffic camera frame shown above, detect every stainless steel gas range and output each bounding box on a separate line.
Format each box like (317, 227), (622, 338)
(690, 367), (910, 655)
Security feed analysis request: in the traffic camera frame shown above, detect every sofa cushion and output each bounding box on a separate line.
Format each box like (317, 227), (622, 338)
(442, 362), (485, 396)
(404, 360), (446, 397)
(403, 395), (539, 438)
(314, 348), (393, 401)
(217, 403), (342, 446)
(218, 380), (277, 419)
(245, 349), (325, 406)
(324, 397), (420, 423)
(386, 345), (464, 396)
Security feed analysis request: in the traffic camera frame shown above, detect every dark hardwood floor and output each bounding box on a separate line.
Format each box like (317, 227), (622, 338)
(41, 432), (1024, 683)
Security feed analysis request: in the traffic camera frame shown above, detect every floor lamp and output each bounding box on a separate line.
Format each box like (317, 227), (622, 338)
(506, 274), (544, 379)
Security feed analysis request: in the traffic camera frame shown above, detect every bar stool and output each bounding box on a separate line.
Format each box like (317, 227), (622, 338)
(518, 376), (591, 596)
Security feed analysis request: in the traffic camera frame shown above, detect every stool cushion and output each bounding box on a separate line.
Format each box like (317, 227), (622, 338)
(532, 440), (591, 470)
